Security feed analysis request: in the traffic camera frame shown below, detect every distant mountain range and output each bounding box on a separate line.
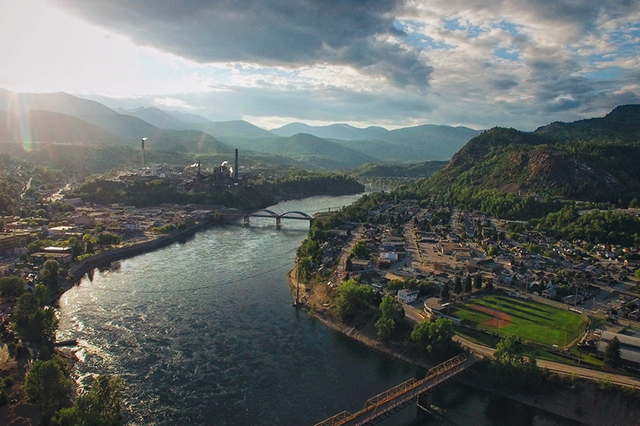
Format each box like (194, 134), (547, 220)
(0, 88), (480, 170)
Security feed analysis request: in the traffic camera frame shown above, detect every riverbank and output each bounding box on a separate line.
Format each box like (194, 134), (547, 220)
(51, 220), (215, 305)
(288, 266), (640, 426)
(291, 282), (640, 426)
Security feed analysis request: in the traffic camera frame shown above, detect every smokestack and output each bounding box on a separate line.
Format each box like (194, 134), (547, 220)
(141, 137), (147, 169)
(234, 148), (238, 180)
(197, 159), (201, 181)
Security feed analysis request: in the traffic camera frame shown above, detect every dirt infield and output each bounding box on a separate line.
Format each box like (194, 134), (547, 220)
(472, 304), (513, 328)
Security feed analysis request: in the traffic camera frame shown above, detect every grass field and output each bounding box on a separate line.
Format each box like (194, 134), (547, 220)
(453, 295), (586, 346)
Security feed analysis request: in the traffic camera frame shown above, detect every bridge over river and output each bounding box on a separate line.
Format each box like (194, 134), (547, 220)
(314, 353), (478, 426)
(225, 209), (315, 227)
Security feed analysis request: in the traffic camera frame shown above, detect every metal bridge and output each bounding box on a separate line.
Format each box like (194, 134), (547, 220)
(226, 209), (314, 226)
(314, 353), (477, 426)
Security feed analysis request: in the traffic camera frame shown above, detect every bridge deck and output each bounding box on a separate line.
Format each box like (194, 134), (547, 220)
(314, 353), (476, 426)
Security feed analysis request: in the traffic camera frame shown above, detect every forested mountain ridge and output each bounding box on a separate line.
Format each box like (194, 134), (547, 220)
(419, 105), (640, 206)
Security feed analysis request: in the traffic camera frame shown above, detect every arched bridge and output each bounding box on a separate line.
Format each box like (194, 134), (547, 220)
(249, 209), (313, 221)
(226, 209), (314, 227)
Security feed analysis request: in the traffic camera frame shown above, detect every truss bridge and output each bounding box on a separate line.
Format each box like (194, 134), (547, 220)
(314, 353), (477, 426)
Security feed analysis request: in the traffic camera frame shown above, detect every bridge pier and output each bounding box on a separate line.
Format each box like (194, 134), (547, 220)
(416, 390), (432, 412)
(275, 216), (282, 229)
(242, 215), (250, 226)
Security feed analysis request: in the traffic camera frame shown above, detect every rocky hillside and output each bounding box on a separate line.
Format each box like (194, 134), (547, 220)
(421, 105), (640, 205)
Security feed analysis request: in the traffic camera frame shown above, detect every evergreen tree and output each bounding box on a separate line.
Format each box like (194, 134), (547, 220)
(464, 275), (473, 293)
(604, 337), (622, 368)
(473, 274), (483, 289)
(440, 283), (450, 301)
(454, 276), (462, 295)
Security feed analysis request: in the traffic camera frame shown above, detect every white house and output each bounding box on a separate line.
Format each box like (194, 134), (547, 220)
(380, 252), (399, 263)
(397, 289), (418, 304)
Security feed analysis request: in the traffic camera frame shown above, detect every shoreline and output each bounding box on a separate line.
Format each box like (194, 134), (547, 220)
(52, 186), (366, 303)
(288, 272), (640, 426)
(52, 220), (215, 305)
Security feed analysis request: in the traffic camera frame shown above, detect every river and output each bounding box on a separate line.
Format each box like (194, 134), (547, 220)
(57, 194), (581, 426)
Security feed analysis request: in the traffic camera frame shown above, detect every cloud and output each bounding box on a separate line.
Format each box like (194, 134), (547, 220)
(53, 0), (433, 89)
(41, 0), (640, 130)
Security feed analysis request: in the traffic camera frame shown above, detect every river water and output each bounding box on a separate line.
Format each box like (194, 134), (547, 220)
(57, 194), (581, 426)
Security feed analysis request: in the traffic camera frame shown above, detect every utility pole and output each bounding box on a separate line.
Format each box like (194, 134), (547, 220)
(295, 257), (300, 307)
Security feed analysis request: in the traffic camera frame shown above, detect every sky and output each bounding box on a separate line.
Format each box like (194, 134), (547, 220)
(0, 0), (639, 130)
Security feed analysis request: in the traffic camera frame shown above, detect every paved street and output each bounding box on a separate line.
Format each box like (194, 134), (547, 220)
(453, 335), (640, 389)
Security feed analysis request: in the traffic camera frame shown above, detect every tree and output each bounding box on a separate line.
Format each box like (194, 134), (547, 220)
(40, 259), (61, 288)
(375, 296), (404, 339)
(379, 296), (404, 322)
(12, 293), (58, 342)
(350, 241), (367, 258)
(473, 274), (483, 290)
(345, 257), (352, 272)
(635, 269), (640, 279)
(96, 232), (121, 247)
(410, 319), (460, 359)
(24, 358), (72, 411)
(484, 277), (494, 291)
(464, 275), (473, 293)
(0, 276), (27, 299)
(335, 279), (373, 321)
(375, 315), (395, 340)
(490, 335), (541, 389)
(604, 337), (622, 368)
(0, 218), (4, 232)
(453, 276), (462, 295)
(83, 234), (96, 254)
(440, 283), (450, 301)
(64, 375), (123, 426)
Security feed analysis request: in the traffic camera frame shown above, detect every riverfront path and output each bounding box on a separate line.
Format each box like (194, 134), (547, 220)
(453, 335), (640, 389)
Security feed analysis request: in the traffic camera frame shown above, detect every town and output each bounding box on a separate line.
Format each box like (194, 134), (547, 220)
(296, 197), (640, 374)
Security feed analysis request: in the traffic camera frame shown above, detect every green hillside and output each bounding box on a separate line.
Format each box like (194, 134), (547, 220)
(352, 161), (448, 178)
(404, 105), (640, 211)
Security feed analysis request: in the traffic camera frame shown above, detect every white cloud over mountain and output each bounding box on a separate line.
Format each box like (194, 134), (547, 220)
(1, 0), (638, 129)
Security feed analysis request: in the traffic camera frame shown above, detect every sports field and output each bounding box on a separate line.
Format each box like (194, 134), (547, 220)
(452, 295), (586, 346)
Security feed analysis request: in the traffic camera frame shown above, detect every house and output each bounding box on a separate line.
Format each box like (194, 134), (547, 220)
(597, 332), (640, 365)
(379, 252), (398, 264)
(542, 286), (557, 299)
(73, 214), (96, 227)
(48, 226), (76, 237)
(423, 298), (462, 325)
(31, 251), (73, 265)
(350, 259), (374, 273)
(0, 233), (29, 255)
(398, 289), (418, 304)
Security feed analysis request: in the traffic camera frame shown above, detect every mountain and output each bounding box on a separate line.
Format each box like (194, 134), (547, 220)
(0, 110), (125, 145)
(78, 113), (230, 154)
(272, 123), (389, 140)
(272, 122), (480, 160)
(230, 133), (377, 169)
(330, 139), (421, 162)
(178, 120), (274, 139)
(0, 88), (118, 118)
(380, 125), (481, 160)
(420, 105), (640, 206)
(352, 161), (448, 178)
(114, 106), (185, 129)
(165, 110), (212, 124)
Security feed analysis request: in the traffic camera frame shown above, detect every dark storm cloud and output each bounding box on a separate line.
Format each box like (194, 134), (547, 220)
(53, 0), (432, 88)
(492, 78), (518, 90)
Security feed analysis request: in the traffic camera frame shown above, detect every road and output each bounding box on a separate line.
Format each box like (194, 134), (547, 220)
(453, 335), (640, 389)
(400, 301), (640, 389)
